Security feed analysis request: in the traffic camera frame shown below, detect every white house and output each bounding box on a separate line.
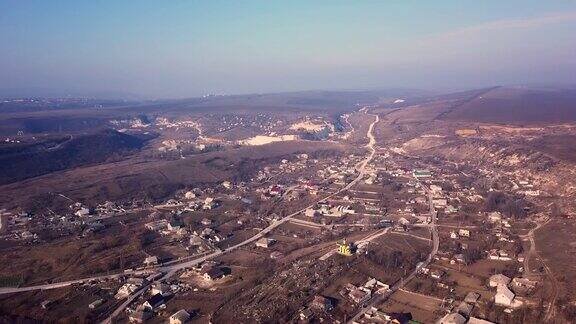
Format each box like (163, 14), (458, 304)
(169, 309), (191, 324)
(495, 285), (515, 306)
(458, 229), (470, 237)
(75, 207), (90, 217)
(440, 313), (466, 324)
(489, 274), (511, 287)
(184, 191), (196, 199)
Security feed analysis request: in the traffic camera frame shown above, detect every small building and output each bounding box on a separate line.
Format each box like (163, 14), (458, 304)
(364, 277), (390, 291)
(88, 299), (104, 309)
(143, 256), (159, 266)
(453, 254), (467, 264)
(413, 169), (432, 178)
(203, 197), (216, 210)
(446, 205), (459, 214)
(430, 185), (443, 195)
(468, 317), (496, 324)
(129, 307), (152, 323)
(75, 207), (90, 217)
(512, 277), (537, 290)
(489, 274), (511, 288)
(145, 219), (168, 231)
(189, 235), (203, 246)
(255, 238), (276, 248)
(169, 309), (191, 324)
(41, 300), (52, 310)
(433, 199), (448, 208)
(398, 217), (410, 226)
(304, 208), (316, 217)
(430, 269), (445, 280)
(151, 282), (171, 297)
(464, 291), (481, 304)
(299, 308), (313, 321)
(456, 301), (473, 317)
(311, 295), (333, 312)
(385, 312), (413, 324)
(458, 229), (470, 237)
(270, 251), (284, 259)
(203, 267), (225, 281)
(337, 239), (354, 256)
(201, 218), (212, 226)
(488, 212), (502, 222)
(495, 285), (515, 306)
(349, 287), (371, 304)
(168, 219), (184, 231)
(488, 249), (513, 261)
(143, 293), (164, 311)
(184, 191), (196, 199)
(440, 313), (466, 324)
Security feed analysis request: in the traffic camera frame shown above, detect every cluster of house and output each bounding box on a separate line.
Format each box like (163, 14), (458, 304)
(2, 198), (132, 242)
(195, 224), (227, 243)
(128, 288), (175, 323)
(305, 202), (356, 218)
(450, 229), (471, 239)
(66, 202), (91, 218)
(156, 195), (219, 212)
(316, 156), (361, 184)
(119, 275), (196, 323)
(256, 184), (286, 200)
(432, 250), (468, 266)
(124, 261), (231, 322)
(512, 179), (541, 197)
(155, 117), (201, 130)
(435, 272), (538, 324)
(489, 273), (535, 308)
(339, 278), (390, 306)
(181, 261), (227, 282)
(298, 295), (335, 321)
(254, 153), (316, 182)
(487, 211), (516, 242)
(94, 201), (126, 216)
(116, 273), (160, 300)
(0, 209), (39, 242)
(145, 218), (186, 236)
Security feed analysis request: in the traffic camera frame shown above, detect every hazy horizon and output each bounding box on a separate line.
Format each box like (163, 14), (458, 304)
(2, 1), (576, 99)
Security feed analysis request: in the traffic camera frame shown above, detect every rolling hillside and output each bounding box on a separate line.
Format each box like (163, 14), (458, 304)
(0, 129), (152, 184)
(439, 86), (576, 124)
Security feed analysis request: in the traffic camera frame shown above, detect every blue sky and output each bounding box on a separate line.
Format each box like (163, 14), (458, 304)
(1, 1), (575, 98)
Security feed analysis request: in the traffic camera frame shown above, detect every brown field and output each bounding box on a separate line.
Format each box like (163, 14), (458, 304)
(380, 289), (443, 323)
(534, 218), (576, 299)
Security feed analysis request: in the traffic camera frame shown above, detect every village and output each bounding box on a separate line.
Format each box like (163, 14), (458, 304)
(0, 107), (561, 324)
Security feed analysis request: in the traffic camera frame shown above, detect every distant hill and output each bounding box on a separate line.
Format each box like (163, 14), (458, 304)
(125, 89), (429, 115)
(439, 86), (576, 124)
(0, 129), (153, 184)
